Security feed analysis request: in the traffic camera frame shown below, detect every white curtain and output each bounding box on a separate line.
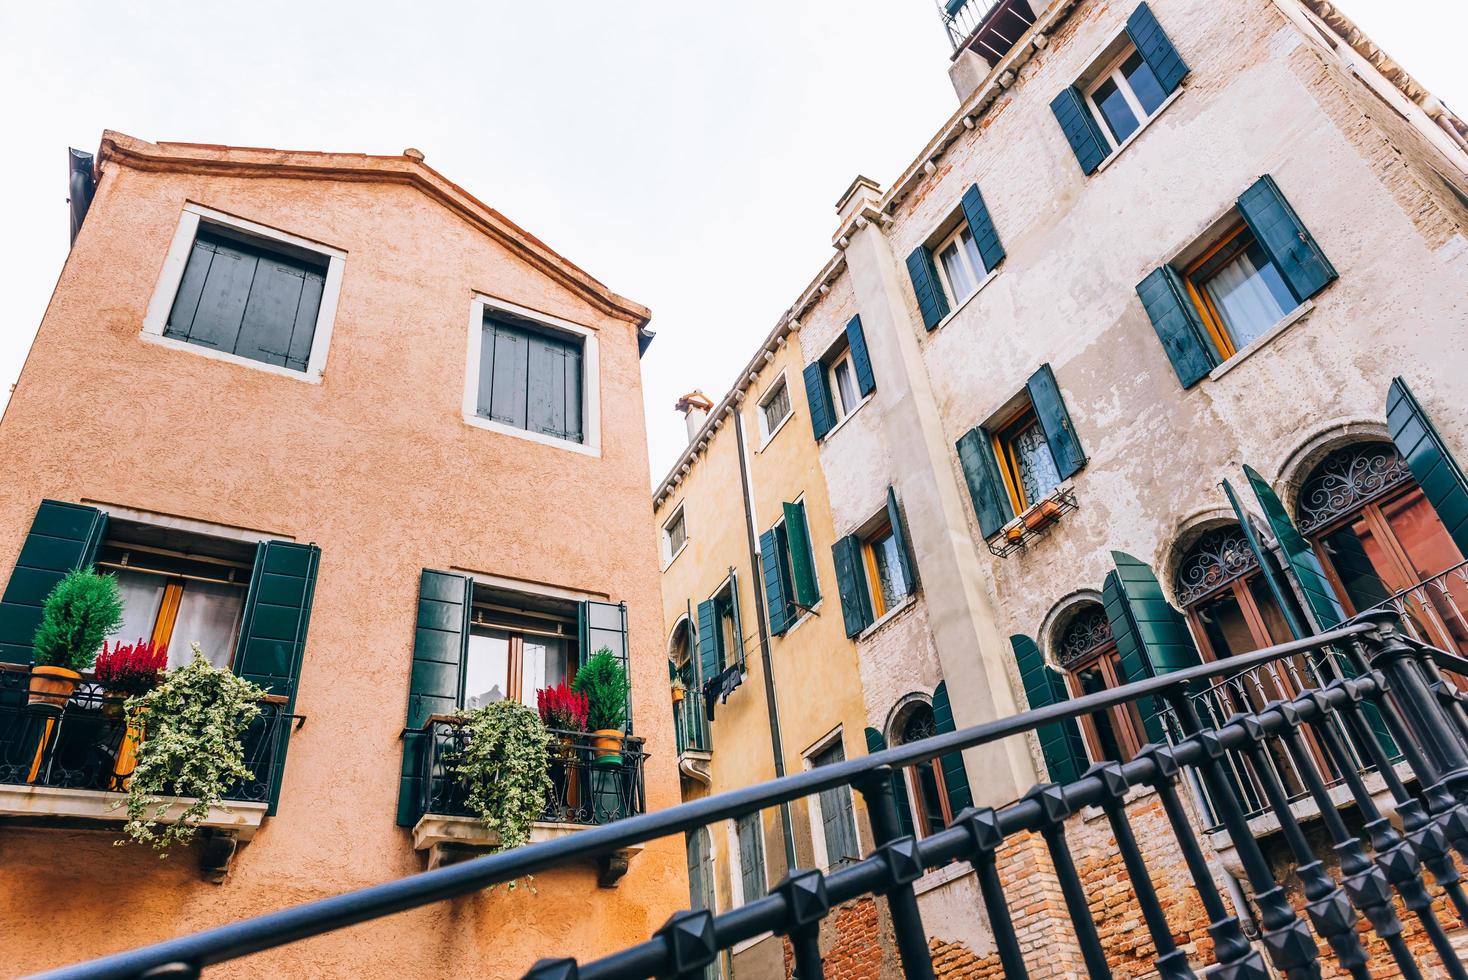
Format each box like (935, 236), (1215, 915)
(167, 581), (245, 669)
(1206, 253), (1286, 349)
(111, 570), (164, 649)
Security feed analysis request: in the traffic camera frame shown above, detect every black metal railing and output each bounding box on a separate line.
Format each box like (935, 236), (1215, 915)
(417, 718), (647, 827)
(939, 0), (1036, 61)
(0, 664), (292, 806)
(42, 609), (1468, 979)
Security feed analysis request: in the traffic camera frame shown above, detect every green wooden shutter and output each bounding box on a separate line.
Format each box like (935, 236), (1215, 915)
(760, 527), (793, 636)
(1388, 377), (1468, 557)
(1135, 266), (1217, 388)
(863, 726), (915, 839)
(1242, 465), (1345, 630)
(1027, 363), (1085, 480)
(957, 427), (1013, 538)
(697, 599), (720, 681)
(930, 681), (974, 815)
(906, 246), (950, 331)
(1125, 2), (1189, 95)
(832, 535), (872, 638)
(802, 362), (835, 441)
(783, 501), (820, 608)
(0, 500), (108, 666)
(1009, 635), (1089, 784)
(960, 184), (1005, 274)
(1103, 553), (1199, 745)
(885, 487), (917, 598)
(1050, 87), (1110, 175)
(1222, 480), (1308, 641)
(845, 316), (876, 397)
(1237, 175), (1337, 304)
(397, 569), (471, 826)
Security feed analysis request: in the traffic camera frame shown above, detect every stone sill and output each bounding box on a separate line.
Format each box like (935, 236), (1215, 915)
(0, 783), (267, 841)
(1093, 87), (1185, 175)
(412, 814), (645, 885)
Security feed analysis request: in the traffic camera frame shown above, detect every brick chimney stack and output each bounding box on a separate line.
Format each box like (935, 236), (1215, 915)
(675, 390), (714, 444)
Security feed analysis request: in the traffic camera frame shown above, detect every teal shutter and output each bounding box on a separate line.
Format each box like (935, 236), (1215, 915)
(1388, 377), (1468, 557)
(1050, 87), (1110, 175)
(832, 535), (872, 638)
(930, 681), (973, 815)
(802, 362), (835, 441)
(1009, 634), (1089, 784)
(885, 487), (917, 597)
(0, 500), (108, 666)
(1222, 480), (1308, 641)
(760, 527), (793, 636)
(1237, 175), (1337, 304)
(845, 316), (876, 397)
(864, 726), (915, 839)
(1125, 2), (1188, 95)
(1136, 266), (1217, 388)
(697, 599), (720, 681)
(906, 246), (950, 331)
(783, 501), (820, 608)
(397, 569), (470, 826)
(957, 427), (1013, 538)
(959, 184), (1005, 274)
(1242, 464), (1345, 630)
(1103, 553), (1199, 745)
(1027, 363), (1085, 480)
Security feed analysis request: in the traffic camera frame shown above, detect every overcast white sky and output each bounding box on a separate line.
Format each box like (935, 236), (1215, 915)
(1, 2), (1463, 484)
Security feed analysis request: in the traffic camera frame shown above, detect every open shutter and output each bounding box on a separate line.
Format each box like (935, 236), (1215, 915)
(1242, 465), (1345, 630)
(783, 502), (820, 608)
(930, 681), (973, 815)
(1223, 480), (1308, 640)
(885, 488), (917, 598)
(0, 500), (108, 666)
(397, 569), (470, 826)
(1135, 266), (1217, 388)
(832, 535), (872, 638)
(845, 316), (876, 397)
(802, 362), (836, 441)
(1237, 176), (1337, 304)
(957, 427), (1013, 538)
(1103, 553), (1198, 745)
(1050, 87), (1110, 176)
(760, 528), (793, 636)
(906, 246), (950, 331)
(1388, 377), (1468, 557)
(697, 599), (720, 684)
(1009, 635), (1089, 784)
(864, 727), (916, 839)
(960, 184), (1005, 274)
(1125, 2), (1188, 95)
(1027, 364), (1085, 480)
(581, 600), (633, 729)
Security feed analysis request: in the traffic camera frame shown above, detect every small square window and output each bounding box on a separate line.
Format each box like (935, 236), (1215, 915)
(1085, 45), (1167, 150)
(759, 377), (792, 441)
(664, 506), (688, 560)
(828, 349), (862, 423)
(992, 402), (1063, 513)
(1182, 223), (1298, 359)
(861, 520), (910, 620)
(476, 315), (585, 444)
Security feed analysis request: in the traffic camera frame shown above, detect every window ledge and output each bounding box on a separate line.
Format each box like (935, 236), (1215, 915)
(412, 815), (645, 883)
(782, 600), (823, 638)
(858, 594), (918, 641)
(1206, 301), (1316, 381)
(731, 931), (777, 956)
(821, 393), (873, 443)
(1093, 87), (1185, 176)
(932, 268), (999, 332)
(914, 859), (974, 896)
(756, 411), (795, 453)
(0, 784), (267, 840)
(462, 413), (601, 458)
(140, 333), (324, 384)
(662, 539), (690, 572)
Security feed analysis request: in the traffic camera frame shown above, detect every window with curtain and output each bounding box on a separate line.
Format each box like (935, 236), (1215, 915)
(994, 401), (1063, 513)
(461, 599), (576, 710)
(895, 704), (949, 838)
(1183, 223), (1297, 358)
(935, 224), (985, 306)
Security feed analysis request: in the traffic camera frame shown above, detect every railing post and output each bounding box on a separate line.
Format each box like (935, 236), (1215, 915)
(955, 806), (1028, 979)
(1022, 783), (1111, 979)
(773, 869), (829, 980)
(853, 765), (934, 980)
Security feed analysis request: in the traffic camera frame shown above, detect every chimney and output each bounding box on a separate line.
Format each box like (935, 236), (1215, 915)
(675, 390), (714, 444)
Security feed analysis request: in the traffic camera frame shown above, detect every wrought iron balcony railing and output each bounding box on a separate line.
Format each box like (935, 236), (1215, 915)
(46, 609), (1468, 979)
(939, 0), (1037, 62)
(1357, 556), (1468, 658)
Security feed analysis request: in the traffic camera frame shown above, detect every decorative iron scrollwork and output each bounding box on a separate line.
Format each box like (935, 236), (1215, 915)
(1055, 604), (1114, 668)
(1297, 442), (1411, 534)
(1175, 525), (1258, 607)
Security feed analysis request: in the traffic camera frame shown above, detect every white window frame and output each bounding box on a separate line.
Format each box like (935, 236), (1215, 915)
(1084, 43), (1156, 152)
(933, 224), (985, 309)
(142, 203), (346, 383)
(803, 726), (861, 871)
(756, 372), (794, 447)
(463, 294), (601, 457)
(663, 504), (689, 567)
(827, 349), (861, 423)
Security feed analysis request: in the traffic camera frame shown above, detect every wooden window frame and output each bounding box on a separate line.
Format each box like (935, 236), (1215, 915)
(859, 518), (901, 620)
(1063, 641), (1147, 764)
(463, 604), (578, 708)
(932, 222), (983, 309)
(827, 347), (862, 423)
(1083, 43), (1153, 151)
(1180, 222), (1263, 362)
(988, 399), (1055, 514)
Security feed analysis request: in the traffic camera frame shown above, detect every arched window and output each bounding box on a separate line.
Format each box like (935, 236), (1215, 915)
(894, 704), (950, 838)
(669, 618), (708, 754)
(1174, 524), (1303, 660)
(1055, 603), (1145, 764)
(1297, 442), (1468, 654)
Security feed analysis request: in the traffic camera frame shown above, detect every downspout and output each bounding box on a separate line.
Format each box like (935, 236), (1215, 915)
(733, 408), (799, 871)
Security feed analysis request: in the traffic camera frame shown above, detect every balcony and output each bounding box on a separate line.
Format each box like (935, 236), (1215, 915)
(673, 690), (712, 788)
(410, 717), (647, 882)
(940, 0), (1037, 63)
(1358, 556), (1468, 658)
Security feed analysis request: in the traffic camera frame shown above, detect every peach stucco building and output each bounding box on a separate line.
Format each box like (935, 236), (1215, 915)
(0, 132), (684, 977)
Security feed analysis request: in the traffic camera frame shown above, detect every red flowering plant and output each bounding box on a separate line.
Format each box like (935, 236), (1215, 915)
(536, 681), (589, 734)
(94, 639), (169, 698)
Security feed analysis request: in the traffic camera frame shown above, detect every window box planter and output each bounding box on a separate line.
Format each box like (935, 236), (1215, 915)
(988, 487), (1079, 558)
(411, 815), (645, 882)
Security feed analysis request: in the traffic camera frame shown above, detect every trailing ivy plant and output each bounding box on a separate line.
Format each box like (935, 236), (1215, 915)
(446, 700), (552, 853)
(573, 647), (629, 732)
(32, 568), (123, 672)
(120, 644), (264, 853)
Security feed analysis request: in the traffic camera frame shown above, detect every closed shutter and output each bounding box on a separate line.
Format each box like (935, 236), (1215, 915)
(960, 184), (1005, 275)
(906, 246), (950, 331)
(783, 501), (820, 608)
(930, 681), (973, 815)
(1027, 364), (1086, 479)
(802, 362), (836, 441)
(1242, 465), (1345, 630)
(1388, 377), (1468, 558)
(885, 487), (917, 597)
(1125, 2), (1189, 96)
(1135, 266), (1218, 388)
(737, 813), (766, 901)
(0, 500), (108, 666)
(957, 427), (1013, 538)
(760, 527), (793, 636)
(397, 569), (471, 827)
(1103, 552), (1200, 745)
(863, 726), (916, 839)
(832, 535), (873, 638)
(1237, 175), (1337, 304)
(1050, 87), (1110, 176)
(1009, 634), (1089, 784)
(845, 316), (877, 397)
(1222, 480), (1309, 640)
(527, 332), (583, 442)
(697, 599), (720, 682)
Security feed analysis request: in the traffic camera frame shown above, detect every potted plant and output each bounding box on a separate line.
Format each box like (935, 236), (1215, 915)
(95, 639), (169, 717)
(573, 648), (629, 765)
(445, 700), (553, 852)
(1022, 498), (1062, 531)
(670, 677), (687, 705)
(536, 680), (589, 809)
(29, 568), (123, 709)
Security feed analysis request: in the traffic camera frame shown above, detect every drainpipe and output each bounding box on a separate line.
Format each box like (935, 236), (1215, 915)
(733, 407), (799, 871)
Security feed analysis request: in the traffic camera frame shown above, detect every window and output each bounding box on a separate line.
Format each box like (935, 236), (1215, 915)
(905, 183), (1005, 331)
(833, 488), (917, 637)
(758, 377), (792, 442)
(802, 316), (875, 441)
(664, 506), (688, 563)
(810, 737), (860, 867)
(862, 521), (910, 620)
(828, 349), (862, 424)
(476, 315), (584, 444)
(1182, 224), (1298, 359)
(761, 501), (820, 635)
(1174, 525), (1303, 662)
(896, 705), (950, 837)
(462, 588), (579, 710)
(1085, 45), (1167, 149)
(1053, 604), (1145, 765)
(697, 577), (745, 682)
(732, 812), (767, 905)
(992, 402), (1064, 514)
(934, 224), (986, 308)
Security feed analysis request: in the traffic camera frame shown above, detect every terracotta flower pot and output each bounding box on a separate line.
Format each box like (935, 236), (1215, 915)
(1005, 525), (1025, 544)
(671, 686), (685, 705)
(1022, 499), (1062, 530)
(28, 666), (81, 710)
(590, 729), (624, 766)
